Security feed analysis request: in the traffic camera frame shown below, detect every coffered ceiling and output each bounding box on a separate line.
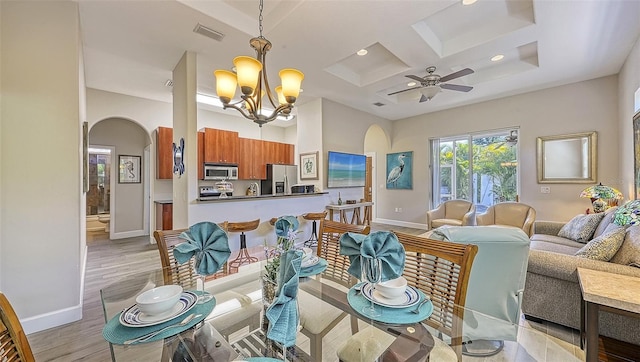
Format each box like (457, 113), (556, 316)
(80, 0), (640, 126)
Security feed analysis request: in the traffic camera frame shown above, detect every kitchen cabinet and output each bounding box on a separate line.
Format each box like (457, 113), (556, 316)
(155, 202), (172, 230)
(204, 128), (239, 164)
(156, 127), (173, 179)
(238, 138), (265, 180)
(263, 140), (294, 165)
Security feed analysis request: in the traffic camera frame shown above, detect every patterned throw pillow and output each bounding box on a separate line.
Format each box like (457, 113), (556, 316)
(575, 227), (626, 261)
(610, 224), (640, 266)
(558, 213), (605, 243)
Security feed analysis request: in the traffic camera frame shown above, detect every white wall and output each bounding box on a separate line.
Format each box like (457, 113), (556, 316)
(1, 1), (83, 333)
(390, 76), (620, 223)
(618, 34), (640, 199)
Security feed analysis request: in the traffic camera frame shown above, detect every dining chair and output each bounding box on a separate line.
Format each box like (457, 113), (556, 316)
(0, 292), (35, 362)
(299, 219), (370, 361)
(336, 232), (478, 362)
(153, 223), (261, 339)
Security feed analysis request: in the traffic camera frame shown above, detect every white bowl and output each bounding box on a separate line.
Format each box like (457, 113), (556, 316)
(376, 276), (407, 299)
(136, 285), (183, 316)
(301, 247), (314, 259)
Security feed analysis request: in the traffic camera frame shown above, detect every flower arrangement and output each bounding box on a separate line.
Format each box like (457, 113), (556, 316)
(613, 200), (640, 226)
(263, 216), (301, 285)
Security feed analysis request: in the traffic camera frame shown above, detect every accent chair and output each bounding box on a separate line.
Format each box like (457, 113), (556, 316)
(426, 199), (476, 230)
(476, 202), (536, 236)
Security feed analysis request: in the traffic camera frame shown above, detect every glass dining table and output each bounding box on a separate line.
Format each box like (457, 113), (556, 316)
(100, 261), (583, 362)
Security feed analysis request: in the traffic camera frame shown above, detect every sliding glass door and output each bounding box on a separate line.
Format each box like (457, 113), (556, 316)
(431, 129), (519, 212)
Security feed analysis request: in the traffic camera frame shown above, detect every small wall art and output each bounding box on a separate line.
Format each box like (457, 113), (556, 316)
(118, 155), (141, 183)
(386, 151), (413, 189)
(300, 151), (319, 180)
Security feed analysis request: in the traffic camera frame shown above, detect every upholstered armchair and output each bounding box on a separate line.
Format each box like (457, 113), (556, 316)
(426, 199), (476, 230)
(476, 202), (536, 236)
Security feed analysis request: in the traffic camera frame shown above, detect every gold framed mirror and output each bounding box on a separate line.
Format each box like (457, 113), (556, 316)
(537, 131), (597, 183)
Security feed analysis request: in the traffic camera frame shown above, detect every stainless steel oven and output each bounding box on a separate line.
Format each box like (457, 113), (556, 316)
(203, 163), (238, 180)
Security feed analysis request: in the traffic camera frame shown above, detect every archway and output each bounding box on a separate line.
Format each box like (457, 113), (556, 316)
(87, 117), (152, 241)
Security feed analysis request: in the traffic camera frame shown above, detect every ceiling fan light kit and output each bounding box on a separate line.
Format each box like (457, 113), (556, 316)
(389, 66), (474, 103)
(213, 0), (304, 127)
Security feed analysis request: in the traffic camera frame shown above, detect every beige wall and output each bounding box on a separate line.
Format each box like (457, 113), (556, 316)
(0, 1), (83, 333)
(618, 33), (640, 199)
(390, 75), (620, 223)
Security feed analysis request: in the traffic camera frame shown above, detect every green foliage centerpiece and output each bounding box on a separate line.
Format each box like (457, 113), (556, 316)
(262, 216), (300, 306)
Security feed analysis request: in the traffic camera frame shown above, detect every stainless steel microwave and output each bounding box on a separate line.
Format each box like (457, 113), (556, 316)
(203, 164), (238, 180)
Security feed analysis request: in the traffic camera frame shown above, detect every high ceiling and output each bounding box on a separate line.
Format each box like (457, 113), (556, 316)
(80, 0), (640, 127)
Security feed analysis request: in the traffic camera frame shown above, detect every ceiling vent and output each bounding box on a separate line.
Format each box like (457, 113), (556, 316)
(373, 102), (386, 107)
(164, 79), (173, 87)
(193, 23), (225, 42)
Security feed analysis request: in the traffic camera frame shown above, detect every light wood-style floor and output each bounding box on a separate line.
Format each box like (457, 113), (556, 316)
(27, 223), (584, 361)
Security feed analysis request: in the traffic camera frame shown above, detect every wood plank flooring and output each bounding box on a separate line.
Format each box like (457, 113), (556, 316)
(28, 223), (424, 361)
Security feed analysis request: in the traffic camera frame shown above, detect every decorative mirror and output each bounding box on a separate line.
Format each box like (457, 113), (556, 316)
(537, 131), (597, 183)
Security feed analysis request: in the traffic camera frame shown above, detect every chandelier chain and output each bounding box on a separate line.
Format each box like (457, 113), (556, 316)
(258, 0), (264, 37)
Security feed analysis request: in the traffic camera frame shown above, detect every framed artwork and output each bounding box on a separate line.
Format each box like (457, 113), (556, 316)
(386, 151), (413, 189)
(119, 155), (141, 183)
(300, 151), (319, 180)
(634, 112), (640, 199)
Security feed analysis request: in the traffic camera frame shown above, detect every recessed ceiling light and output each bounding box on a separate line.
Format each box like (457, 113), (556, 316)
(407, 82), (417, 87)
(357, 49), (368, 56)
(491, 54), (505, 62)
(462, 0), (478, 5)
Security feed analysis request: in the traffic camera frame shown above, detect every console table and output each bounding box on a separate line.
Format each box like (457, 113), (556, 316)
(326, 201), (373, 225)
(577, 267), (640, 362)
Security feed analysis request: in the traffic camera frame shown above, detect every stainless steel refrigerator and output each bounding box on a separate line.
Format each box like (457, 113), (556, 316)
(261, 164), (298, 195)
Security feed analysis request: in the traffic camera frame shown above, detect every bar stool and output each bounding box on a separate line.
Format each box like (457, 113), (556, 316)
(302, 211), (327, 247)
(227, 219), (260, 272)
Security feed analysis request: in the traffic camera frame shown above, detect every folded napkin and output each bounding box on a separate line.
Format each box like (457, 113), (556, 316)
(339, 231), (405, 282)
(274, 215), (299, 237)
(265, 249), (303, 347)
(174, 222), (231, 276)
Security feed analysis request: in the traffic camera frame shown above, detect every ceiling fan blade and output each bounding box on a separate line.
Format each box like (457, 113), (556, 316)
(405, 75), (426, 82)
(388, 86), (422, 96)
(419, 94), (428, 103)
(439, 68), (474, 83)
(440, 83), (473, 92)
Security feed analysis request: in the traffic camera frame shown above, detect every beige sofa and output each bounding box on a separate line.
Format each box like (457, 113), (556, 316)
(523, 208), (640, 345)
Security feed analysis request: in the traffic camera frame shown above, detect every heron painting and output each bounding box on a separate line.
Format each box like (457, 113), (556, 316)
(386, 151), (412, 189)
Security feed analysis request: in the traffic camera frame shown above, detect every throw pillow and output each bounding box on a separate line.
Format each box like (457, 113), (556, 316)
(610, 224), (640, 266)
(575, 227), (626, 261)
(558, 213), (605, 243)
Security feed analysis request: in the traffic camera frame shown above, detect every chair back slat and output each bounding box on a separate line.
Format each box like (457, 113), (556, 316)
(317, 220), (370, 287)
(394, 231), (477, 361)
(0, 293), (35, 362)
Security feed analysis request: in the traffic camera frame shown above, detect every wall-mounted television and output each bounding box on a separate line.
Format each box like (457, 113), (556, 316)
(327, 151), (366, 188)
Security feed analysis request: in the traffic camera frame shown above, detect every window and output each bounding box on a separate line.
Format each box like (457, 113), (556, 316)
(431, 129), (519, 212)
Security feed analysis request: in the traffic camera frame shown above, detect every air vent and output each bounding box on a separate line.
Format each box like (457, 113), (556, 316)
(164, 79), (173, 87)
(373, 102), (385, 107)
(193, 23), (225, 42)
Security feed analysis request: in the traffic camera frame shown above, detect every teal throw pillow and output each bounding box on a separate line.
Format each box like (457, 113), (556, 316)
(558, 213), (605, 243)
(575, 227), (626, 261)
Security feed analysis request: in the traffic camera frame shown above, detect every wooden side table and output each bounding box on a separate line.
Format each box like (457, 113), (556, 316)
(577, 268), (640, 362)
(326, 202), (373, 225)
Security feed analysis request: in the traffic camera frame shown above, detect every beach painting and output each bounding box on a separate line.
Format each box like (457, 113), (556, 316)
(327, 151), (366, 188)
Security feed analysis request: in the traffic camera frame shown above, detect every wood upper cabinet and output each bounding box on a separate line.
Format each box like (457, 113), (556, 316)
(238, 138), (265, 180)
(204, 128), (239, 164)
(156, 127), (173, 179)
(263, 140), (294, 165)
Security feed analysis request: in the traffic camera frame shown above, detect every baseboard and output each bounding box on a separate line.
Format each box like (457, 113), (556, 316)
(22, 303), (82, 335)
(374, 218), (427, 230)
(110, 229), (146, 240)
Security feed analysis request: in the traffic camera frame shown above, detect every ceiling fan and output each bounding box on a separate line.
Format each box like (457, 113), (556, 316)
(494, 130), (518, 148)
(388, 66), (474, 102)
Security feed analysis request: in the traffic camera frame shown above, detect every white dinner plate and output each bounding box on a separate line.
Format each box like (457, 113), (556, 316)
(362, 283), (420, 308)
(119, 291), (198, 327)
(301, 255), (320, 268)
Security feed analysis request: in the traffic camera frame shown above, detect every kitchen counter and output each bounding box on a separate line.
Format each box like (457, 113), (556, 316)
(197, 192), (327, 202)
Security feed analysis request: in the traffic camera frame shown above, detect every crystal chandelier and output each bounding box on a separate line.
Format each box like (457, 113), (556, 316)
(214, 0), (304, 127)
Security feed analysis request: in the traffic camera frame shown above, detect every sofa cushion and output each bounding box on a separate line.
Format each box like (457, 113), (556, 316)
(558, 213), (605, 242)
(530, 239), (581, 255)
(575, 227), (626, 261)
(610, 224), (640, 267)
(530, 234), (585, 249)
(592, 206), (618, 239)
